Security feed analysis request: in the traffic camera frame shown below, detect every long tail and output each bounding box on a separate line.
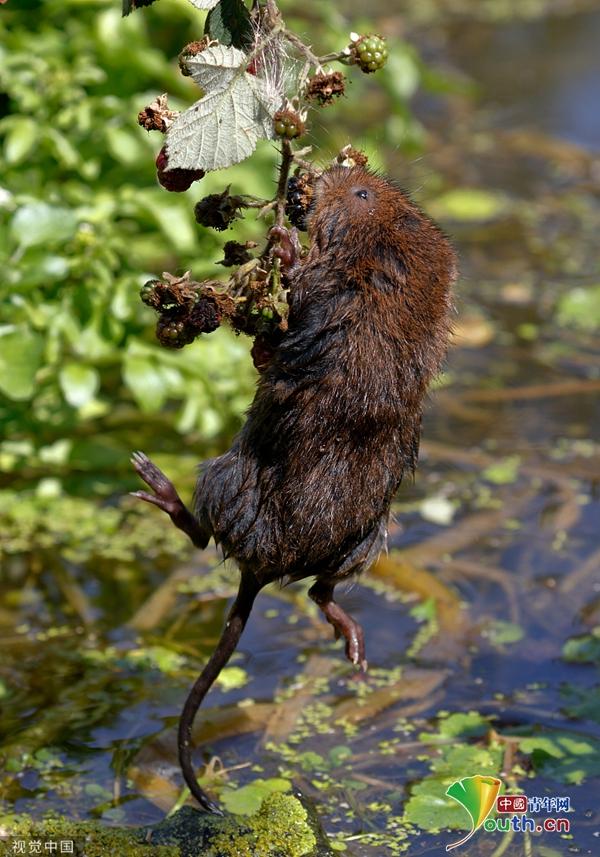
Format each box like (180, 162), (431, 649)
(178, 572), (262, 813)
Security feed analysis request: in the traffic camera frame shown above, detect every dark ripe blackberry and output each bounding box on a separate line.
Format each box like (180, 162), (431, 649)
(285, 174), (314, 231)
(286, 205), (307, 229)
(156, 146), (205, 193)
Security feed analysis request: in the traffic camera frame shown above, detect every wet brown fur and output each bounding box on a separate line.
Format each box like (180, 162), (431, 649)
(135, 165), (457, 811)
(194, 166), (457, 584)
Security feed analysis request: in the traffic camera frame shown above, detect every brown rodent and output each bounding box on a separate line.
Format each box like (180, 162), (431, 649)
(131, 164), (457, 811)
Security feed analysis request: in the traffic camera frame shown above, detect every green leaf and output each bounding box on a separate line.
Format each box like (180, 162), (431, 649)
(105, 127), (143, 166)
(420, 712), (490, 743)
(555, 285), (600, 333)
(205, 0), (253, 50)
(215, 666), (248, 690)
(220, 778), (291, 816)
(431, 188), (507, 222)
(166, 44), (280, 172)
(482, 455), (521, 485)
(46, 128), (81, 169)
(483, 620), (524, 647)
(10, 203), (78, 250)
(4, 117), (38, 165)
(0, 328), (44, 401)
(562, 627), (600, 664)
(404, 744), (502, 832)
(125, 645), (186, 673)
(560, 684), (600, 724)
(150, 201), (196, 252)
(517, 731), (600, 784)
(59, 364), (100, 408)
(122, 353), (167, 413)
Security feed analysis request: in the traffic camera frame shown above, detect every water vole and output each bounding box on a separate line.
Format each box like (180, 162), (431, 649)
(132, 164), (457, 810)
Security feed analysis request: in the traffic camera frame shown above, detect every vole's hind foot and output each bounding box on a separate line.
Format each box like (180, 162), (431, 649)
(130, 451), (181, 516)
(270, 225), (301, 272)
(308, 580), (368, 672)
(130, 451), (209, 549)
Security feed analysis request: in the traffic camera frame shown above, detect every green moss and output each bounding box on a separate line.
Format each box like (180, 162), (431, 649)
(0, 797), (321, 857)
(0, 815), (179, 857)
(209, 794), (317, 857)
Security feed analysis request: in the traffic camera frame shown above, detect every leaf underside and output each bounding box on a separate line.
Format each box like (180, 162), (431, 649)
(166, 44), (279, 172)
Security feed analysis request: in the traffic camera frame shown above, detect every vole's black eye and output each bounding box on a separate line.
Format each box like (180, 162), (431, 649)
(354, 189), (369, 200)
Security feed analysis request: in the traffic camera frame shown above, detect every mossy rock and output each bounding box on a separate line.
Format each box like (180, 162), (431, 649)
(0, 792), (337, 857)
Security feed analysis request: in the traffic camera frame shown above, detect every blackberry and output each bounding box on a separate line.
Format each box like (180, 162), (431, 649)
(350, 34), (388, 74)
(285, 174), (314, 231)
(140, 279), (162, 308)
(156, 317), (194, 349)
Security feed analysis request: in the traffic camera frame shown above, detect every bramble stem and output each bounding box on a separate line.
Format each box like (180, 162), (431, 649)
(283, 29), (321, 68)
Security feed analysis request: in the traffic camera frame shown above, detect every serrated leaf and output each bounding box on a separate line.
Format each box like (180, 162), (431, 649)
(205, 0), (253, 49)
(187, 0), (221, 9)
(166, 44), (279, 172)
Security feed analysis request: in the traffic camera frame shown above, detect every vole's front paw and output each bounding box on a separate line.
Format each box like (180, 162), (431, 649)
(269, 225), (301, 273)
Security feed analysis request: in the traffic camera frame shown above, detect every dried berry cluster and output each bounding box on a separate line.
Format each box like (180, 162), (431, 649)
(305, 71), (345, 106)
(285, 173), (316, 230)
(137, 94), (178, 133)
(140, 274), (231, 349)
(194, 188), (246, 231)
(336, 145), (369, 168)
(178, 38), (212, 76)
(218, 240), (257, 267)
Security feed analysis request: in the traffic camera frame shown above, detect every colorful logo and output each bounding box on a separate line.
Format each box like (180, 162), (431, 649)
(445, 774), (502, 851)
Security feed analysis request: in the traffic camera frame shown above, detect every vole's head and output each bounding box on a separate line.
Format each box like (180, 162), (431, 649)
(301, 164), (457, 318)
(306, 165), (414, 252)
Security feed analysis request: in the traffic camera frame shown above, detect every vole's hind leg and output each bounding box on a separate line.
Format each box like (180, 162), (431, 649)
(130, 451), (208, 549)
(308, 579), (367, 672)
